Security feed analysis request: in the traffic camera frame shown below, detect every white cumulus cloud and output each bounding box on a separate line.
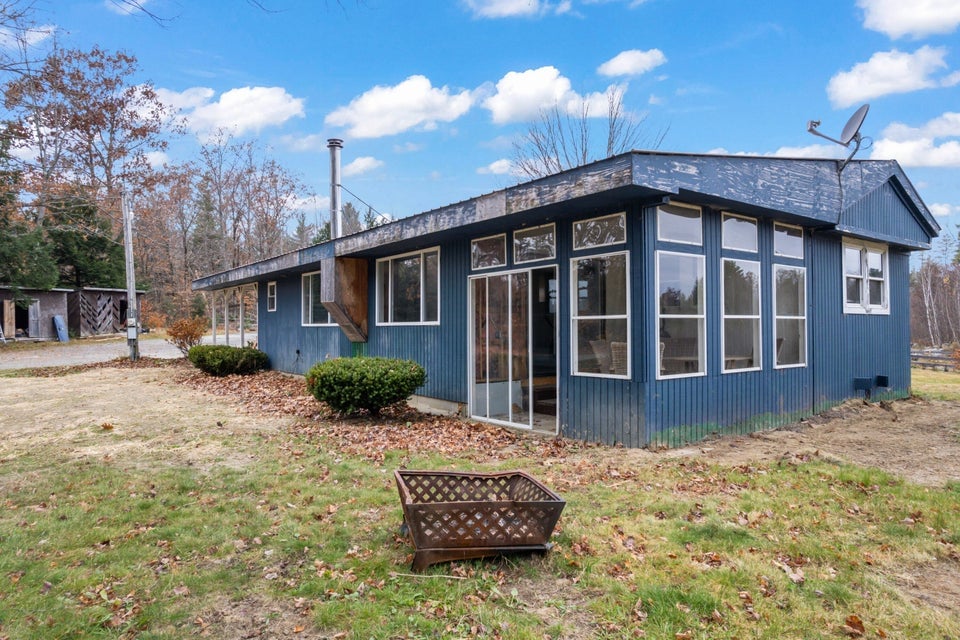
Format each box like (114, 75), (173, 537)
(870, 112), (960, 166)
(483, 66), (614, 123)
(477, 158), (514, 175)
(325, 75), (475, 138)
(159, 86), (305, 138)
(342, 156), (384, 177)
(929, 202), (960, 217)
(0, 24), (54, 49)
(462, 0), (569, 18)
(279, 133), (330, 152)
(827, 46), (951, 108)
(597, 49), (667, 77)
(857, 0), (960, 38)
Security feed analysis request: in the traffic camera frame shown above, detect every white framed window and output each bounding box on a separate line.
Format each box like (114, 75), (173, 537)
(722, 212), (757, 253)
(774, 265), (806, 367)
(573, 212), (626, 250)
(471, 234), (506, 270)
(722, 259), (761, 372)
(571, 251), (629, 377)
(843, 239), (888, 314)
(376, 247), (440, 325)
(657, 250), (706, 378)
(266, 281), (277, 312)
(774, 223), (804, 259)
(657, 203), (702, 245)
(514, 224), (555, 264)
(301, 272), (332, 325)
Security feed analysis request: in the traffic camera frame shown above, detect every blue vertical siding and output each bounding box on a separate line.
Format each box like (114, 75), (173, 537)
(364, 240), (469, 403)
(258, 274), (343, 375)
(840, 182), (930, 248)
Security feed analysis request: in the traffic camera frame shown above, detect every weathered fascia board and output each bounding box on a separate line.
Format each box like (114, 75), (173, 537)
(192, 252), (301, 291)
(833, 225), (931, 251)
(320, 256), (368, 342)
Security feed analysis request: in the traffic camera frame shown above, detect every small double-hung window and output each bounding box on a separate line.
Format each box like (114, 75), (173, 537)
(843, 239), (889, 314)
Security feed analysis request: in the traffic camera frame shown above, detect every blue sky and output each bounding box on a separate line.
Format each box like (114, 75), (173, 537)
(29, 0), (960, 240)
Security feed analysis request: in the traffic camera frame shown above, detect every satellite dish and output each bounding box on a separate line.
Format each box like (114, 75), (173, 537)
(806, 104), (870, 172)
(839, 104), (869, 146)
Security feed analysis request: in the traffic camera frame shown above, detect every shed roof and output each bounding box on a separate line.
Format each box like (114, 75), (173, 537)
(193, 151), (938, 292)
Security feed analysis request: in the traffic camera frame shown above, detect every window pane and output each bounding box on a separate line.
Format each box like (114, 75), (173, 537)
(302, 276), (310, 324)
(423, 250), (439, 322)
(775, 267), (804, 316)
(659, 253), (704, 315)
(722, 215), (757, 252)
(471, 235), (505, 269)
(514, 225), (555, 263)
(845, 277), (862, 305)
(377, 261), (390, 322)
(724, 318), (759, 369)
(576, 318), (628, 374)
(658, 204), (702, 244)
(869, 279), (884, 306)
(844, 247), (863, 276)
(867, 250), (883, 278)
(576, 254), (627, 316)
(776, 319), (806, 366)
(774, 224), (803, 258)
(574, 213), (625, 249)
(310, 274), (325, 323)
(392, 256), (421, 322)
(724, 259), (760, 315)
(659, 318), (704, 375)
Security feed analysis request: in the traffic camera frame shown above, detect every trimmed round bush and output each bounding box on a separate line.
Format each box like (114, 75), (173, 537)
(188, 344), (269, 376)
(305, 357), (427, 416)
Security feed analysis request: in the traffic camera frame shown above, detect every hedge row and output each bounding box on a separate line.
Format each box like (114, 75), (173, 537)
(187, 345), (269, 376)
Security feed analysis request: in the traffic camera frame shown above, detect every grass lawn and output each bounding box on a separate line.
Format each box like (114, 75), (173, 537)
(0, 366), (957, 638)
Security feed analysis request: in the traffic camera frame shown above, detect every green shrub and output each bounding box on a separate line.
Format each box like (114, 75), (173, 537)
(188, 344), (269, 376)
(305, 357), (426, 416)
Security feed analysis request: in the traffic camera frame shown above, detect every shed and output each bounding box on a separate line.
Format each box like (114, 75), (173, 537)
(0, 286), (72, 341)
(67, 287), (145, 337)
(193, 151), (938, 447)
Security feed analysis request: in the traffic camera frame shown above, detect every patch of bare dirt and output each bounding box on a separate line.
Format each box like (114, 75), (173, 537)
(191, 595), (341, 639)
(895, 557), (960, 614)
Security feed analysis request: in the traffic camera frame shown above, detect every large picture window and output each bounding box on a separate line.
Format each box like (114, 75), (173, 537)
(571, 252), (629, 377)
(774, 265), (806, 367)
(657, 251), (705, 377)
(843, 240), (888, 314)
(301, 272), (331, 325)
(376, 248), (440, 324)
(722, 259), (761, 371)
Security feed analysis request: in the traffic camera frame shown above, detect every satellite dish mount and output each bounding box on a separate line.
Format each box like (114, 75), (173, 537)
(806, 104), (869, 173)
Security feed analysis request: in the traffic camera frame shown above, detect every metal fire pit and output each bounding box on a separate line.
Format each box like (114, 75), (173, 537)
(394, 469), (565, 572)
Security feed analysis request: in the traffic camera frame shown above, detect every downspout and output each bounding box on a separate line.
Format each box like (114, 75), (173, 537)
(328, 139), (343, 240)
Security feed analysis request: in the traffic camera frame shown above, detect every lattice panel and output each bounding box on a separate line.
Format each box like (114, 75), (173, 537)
(402, 472), (552, 504)
(410, 504), (556, 548)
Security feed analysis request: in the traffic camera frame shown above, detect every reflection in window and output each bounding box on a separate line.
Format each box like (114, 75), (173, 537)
(774, 265), (806, 366)
(573, 212), (626, 250)
(658, 251), (705, 377)
(723, 259), (760, 371)
(722, 213), (757, 252)
(571, 252), (629, 377)
(514, 224), (555, 263)
(657, 203), (702, 245)
(471, 234), (506, 270)
(843, 240), (888, 313)
(301, 272), (332, 325)
(376, 248), (440, 324)
(774, 223), (803, 258)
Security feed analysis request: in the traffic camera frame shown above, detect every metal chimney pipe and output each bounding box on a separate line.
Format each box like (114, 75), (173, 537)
(327, 138), (343, 240)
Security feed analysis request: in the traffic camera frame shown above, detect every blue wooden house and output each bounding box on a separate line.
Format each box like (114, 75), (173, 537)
(192, 151), (938, 447)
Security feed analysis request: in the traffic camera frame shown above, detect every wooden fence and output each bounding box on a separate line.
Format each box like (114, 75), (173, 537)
(911, 351), (956, 371)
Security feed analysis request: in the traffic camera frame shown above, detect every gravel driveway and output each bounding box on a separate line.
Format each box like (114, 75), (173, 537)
(0, 333), (255, 370)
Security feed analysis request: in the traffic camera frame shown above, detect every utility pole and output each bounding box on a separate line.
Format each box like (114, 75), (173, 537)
(122, 191), (139, 361)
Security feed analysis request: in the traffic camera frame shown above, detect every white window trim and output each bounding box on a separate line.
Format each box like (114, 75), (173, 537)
(842, 239), (890, 315)
(573, 212), (626, 251)
(721, 258), (762, 373)
(721, 211), (758, 253)
(266, 281), (277, 312)
(514, 223), (556, 265)
(773, 264), (807, 369)
(656, 202), (703, 246)
(656, 249), (706, 380)
(375, 247), (441, 326)
(773, 222), (804, 259)
(301, 271), (333, 326)
(570, 250), (631, 379)
(470, 233), (507, 271)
